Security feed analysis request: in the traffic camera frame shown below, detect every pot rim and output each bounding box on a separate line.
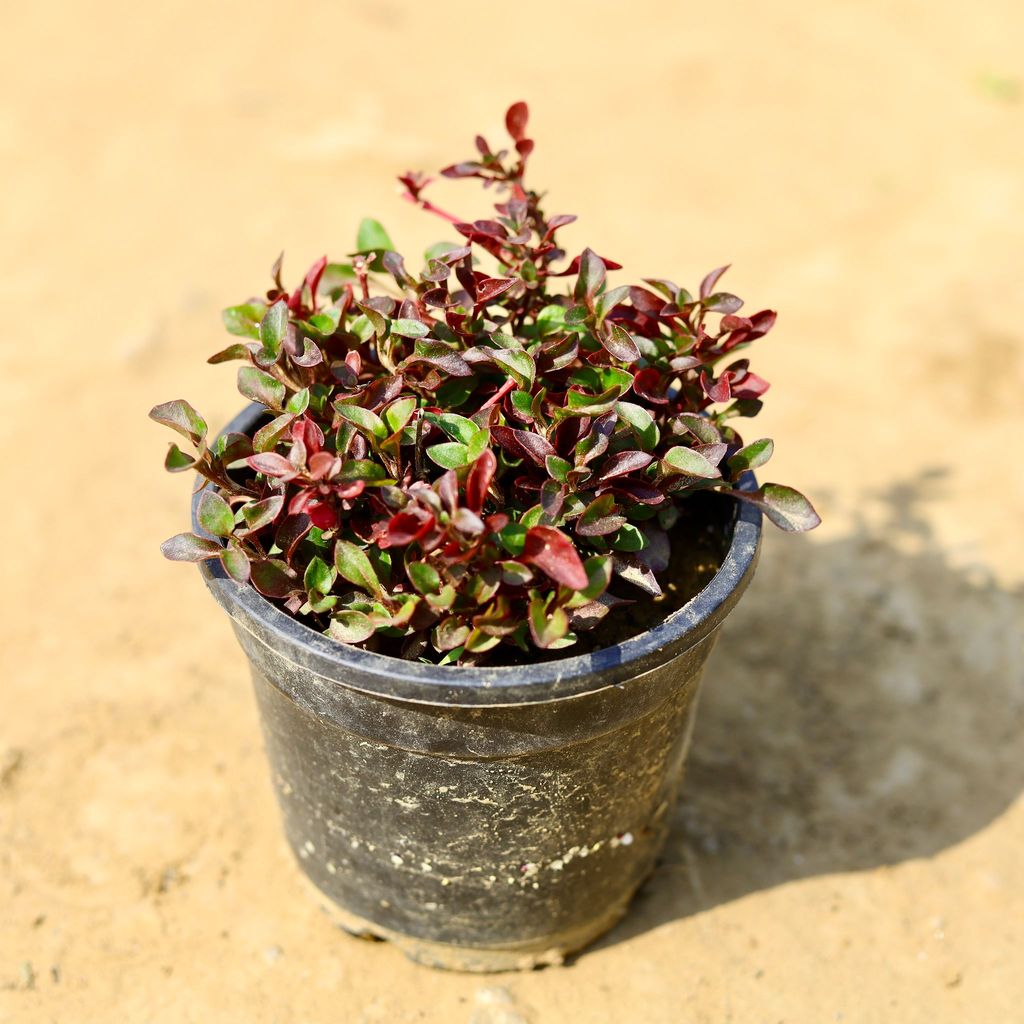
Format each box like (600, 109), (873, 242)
(194, 403), (762, 707)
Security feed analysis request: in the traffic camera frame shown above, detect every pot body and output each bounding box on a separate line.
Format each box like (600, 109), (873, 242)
(238, 623), (716, 970)
(197, 405), (762, 971)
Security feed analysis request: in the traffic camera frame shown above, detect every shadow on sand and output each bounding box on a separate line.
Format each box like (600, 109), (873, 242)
(598, 470), (1024, 945)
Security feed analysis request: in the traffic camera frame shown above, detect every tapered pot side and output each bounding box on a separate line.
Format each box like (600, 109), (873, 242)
(193, 404), (763, 971)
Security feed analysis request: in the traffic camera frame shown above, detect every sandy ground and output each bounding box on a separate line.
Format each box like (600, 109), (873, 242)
(2, 1), (1022, 1021)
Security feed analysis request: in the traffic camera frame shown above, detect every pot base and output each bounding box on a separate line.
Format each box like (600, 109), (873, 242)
(301, 874), (635, 973)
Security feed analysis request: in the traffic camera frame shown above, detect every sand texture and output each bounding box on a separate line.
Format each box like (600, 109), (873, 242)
(1, 1), (1022, 1021)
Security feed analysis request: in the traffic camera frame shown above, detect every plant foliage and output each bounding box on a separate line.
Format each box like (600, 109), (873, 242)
(152, 102), (819, 664)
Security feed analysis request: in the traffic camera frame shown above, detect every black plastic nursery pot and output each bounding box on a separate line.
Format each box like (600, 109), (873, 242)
(194, 405), (763, 972)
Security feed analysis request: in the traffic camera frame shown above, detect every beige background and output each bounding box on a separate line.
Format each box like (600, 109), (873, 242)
(2, 1), (1022, 1021)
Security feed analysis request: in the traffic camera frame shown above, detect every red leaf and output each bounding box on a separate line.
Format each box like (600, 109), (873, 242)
(307, 500), (339, 529)
(288, 487), (316, 515)
(307, 451), (338, 480)
(304, 255), (327, 309)
(491, 425), (556, 467)
(247, 452), (297, 479)
(749, 309), (777, 335)
(505, 101), (529, 141)
(250, 559), (297, 598)
(731, 372), (770, 398)
(522, 526), (589, 590)
(593, 450), (654, 484)
(437, 470), (459, 513)
(386, 510), (434, 547)
(543, 214), (577, 241)
(601, 323), (640, 363)
(551, 251), (623, 276)
(334, 479), (366, 500)
(700, 370), (732, 403)
(475, 277), (516, 306)
(721, 315), (752, 333)
(633, 368), (670, 404)
(699, 264), (730, 299)
(484, 512), (508, 533)
(465, 449), (496, 513)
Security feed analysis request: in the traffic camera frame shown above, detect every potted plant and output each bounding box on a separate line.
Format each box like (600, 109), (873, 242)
(151, 103), (818, 971)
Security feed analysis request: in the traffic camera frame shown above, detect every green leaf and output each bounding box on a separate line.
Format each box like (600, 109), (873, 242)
(164, 443), (196, 473)
(545, 455), (572, 483)
(407, 561), (441, 595)
(574, 248), (606, 302)
(727, 438), (774, 474)
(433, 617), (469, 651)
(222, 303), (265, 339)
(466, 427), (490, 463)
(736, 484), (821, 532)
(240, 495), (284, 533)
(662, 446), (722, 479)
(564, 304), (590, 325)
(208, 343), (252, 364)
(327, 610), (377, 644)
(356, 218), (395, 254)
(611, 523), (646, 552)
(334, 540), (385, 600)
(425, 412), (478, 445)
(616, 402), (660, 451)
(304, 555), (336, 595)
(436, 646), (465, 665)
(334, 401), (387, 442)
(498, 523), (528, 557)
(337, 460), (390, 483)
(426, 583), (457, 611)
(509, 389), (535, 422)
(572, 366), (633, 396)
(562, 386), (620, 417)
(220, 544), (251, 585)
(593, 284), (630, 325)
(237, 367), (286, 411)
(383, 397), (417, 433)
(286, 388), (310, 415)
(260, 300), (288, 358)
(536, 304), (568, 334)
(490, 349), (535, 389)
(499, 560), (534, 586)
(391, 318), (429, 339)
(528, 594), (569, 648)
(465, 628), (501, 654)
(307, 592), (338, 615)
(434, 376), (476, 408)
(677, 413), (722, 444)
(252, 413), (295, 453)
(424, 241), (462, 261)
(349, 313), (375, 343)
(356, 303), (387, 338)
(520, 505), (544, 528)
(307, 310), (340, 336)
(149, 399), (207, 445)
(427, 441), (469, 469)
(580, 554), (613, 601)
(196, 490), (235, 538)
(160, 532), (222, 562)
(321, 263), (356, 297)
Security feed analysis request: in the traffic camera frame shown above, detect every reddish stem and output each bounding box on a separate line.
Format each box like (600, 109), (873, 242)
(480, 377), (517, 410)
(401, 190), (461, 225)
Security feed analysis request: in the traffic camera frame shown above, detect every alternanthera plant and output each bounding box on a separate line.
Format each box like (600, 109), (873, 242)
(152, 102), (818, 664)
